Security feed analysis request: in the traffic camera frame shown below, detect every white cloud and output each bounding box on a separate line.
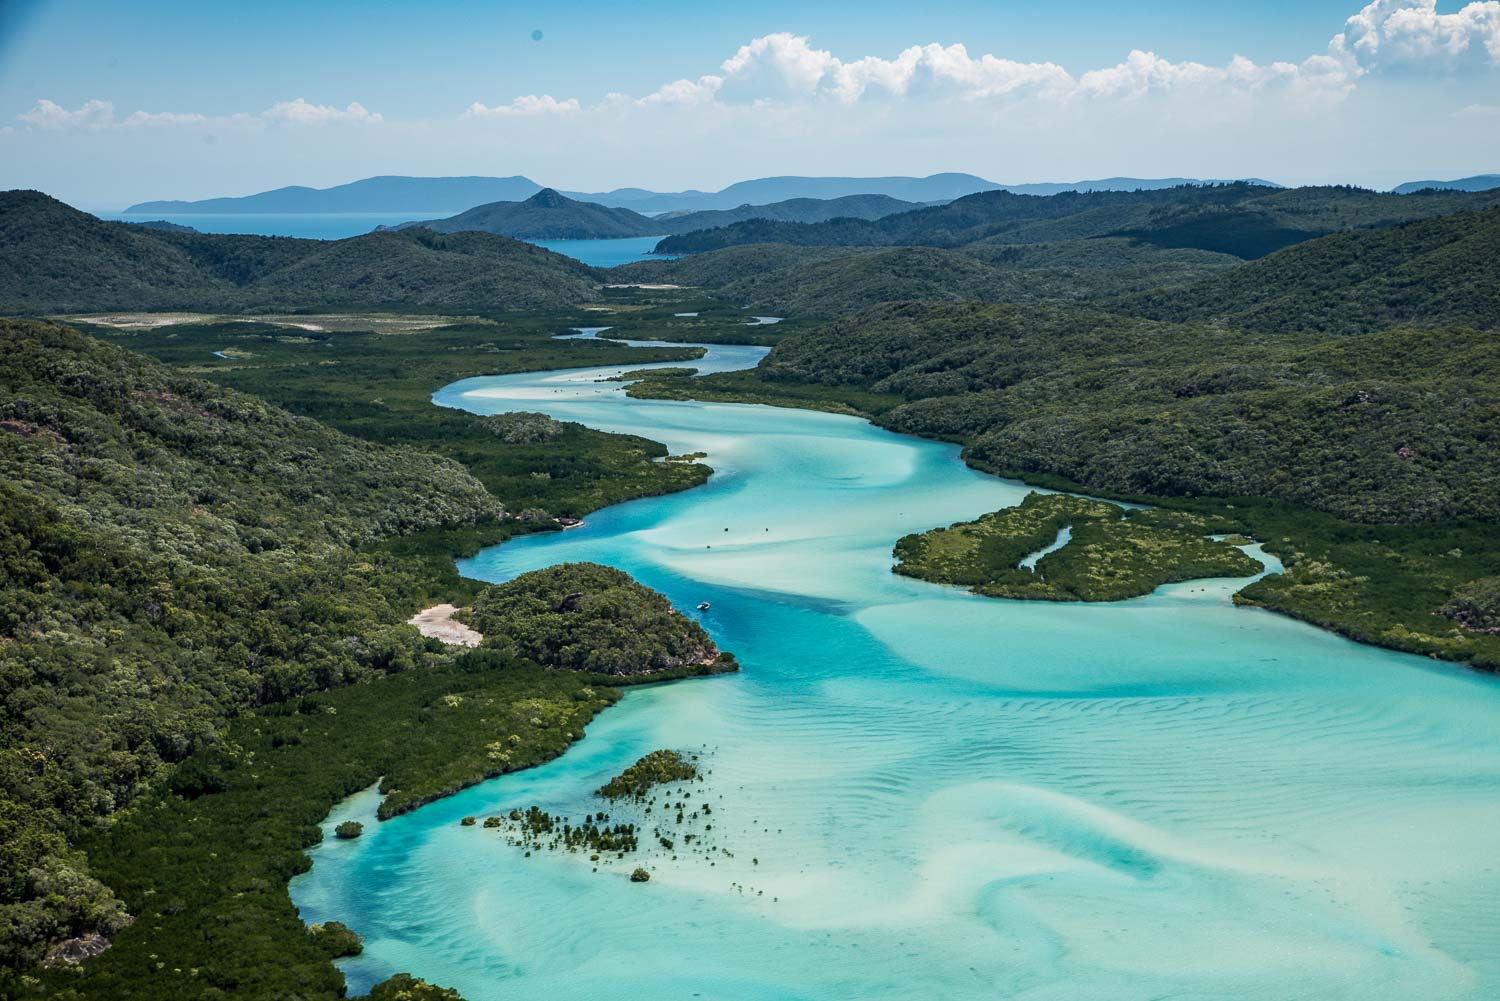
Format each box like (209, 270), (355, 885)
(554, 4), (1499, 113)
(1454, 101), (1500, 115)
(504, 4), (1496, 119)
(465, 94), (581, 116)
(625, 76), (724, 107)
(122, 110), (208, 127)
(17, 97), (382, 131)
(707, 34), (1074, 104)
(261, 98), (383, 125)
(18, 2), (1500, 143)
(20, 98), (115, 129)
(719, 33), (839, 100)
(1335, 0), (1500, 68)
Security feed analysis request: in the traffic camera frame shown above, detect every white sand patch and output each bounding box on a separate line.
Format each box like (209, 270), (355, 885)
(407, 604), (483, 647)
(62, 313), (211, 328)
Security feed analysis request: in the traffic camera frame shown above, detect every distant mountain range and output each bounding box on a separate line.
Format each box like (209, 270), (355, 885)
(1391, 174), (1500, 194)
(125, 175), (545, 215)
(124, 173), (1284, 216)
(397, 189), (929, 240)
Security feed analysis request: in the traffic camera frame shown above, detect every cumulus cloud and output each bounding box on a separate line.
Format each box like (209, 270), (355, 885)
(713, 34), (1074, 104)
(19, 2), (1500, 137)
(1336, 0), (1500, 68)
(464, 94), (581, 116)
(502, 2), (1498, 114)
(122, 110), (209, 127)
(623, 75), (724, 107)
(20, 98), (115, 129)
(16, 97), (381, 130)
(261, 98), (383, 125)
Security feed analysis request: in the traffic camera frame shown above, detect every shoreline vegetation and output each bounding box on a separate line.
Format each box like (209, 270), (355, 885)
(893, 493), (1263, 601)
(4, 175), (1499, 999)
(0, 315), (741, 1000)
(625, 302), (1500, 673)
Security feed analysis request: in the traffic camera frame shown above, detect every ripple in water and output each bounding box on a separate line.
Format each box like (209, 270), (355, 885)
(291, 334), (1500, 1000)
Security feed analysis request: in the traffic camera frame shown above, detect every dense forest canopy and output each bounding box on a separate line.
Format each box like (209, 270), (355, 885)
(1112, 207), (1500, 335)
(612, 192), (1500, 324)
(0, 319), (503, 969)
(651, 183), (1500, 255)
(749, 301), (1500, 523)
(465, 563), (721, 675)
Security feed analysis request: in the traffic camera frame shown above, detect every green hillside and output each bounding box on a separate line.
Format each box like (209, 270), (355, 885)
(632, 301), (1500, 668)
(608, 238), (1240, 317)
(0, 318), (499, 968)
(1, 317), (734, 995)
(657, 194), (922, 233)
(407, 188), (661, 239)
(1115, 207), (1500, 335)
(756, 302), (1500, 522)
(0, 191), (600, 314)
(653, 184), (1500, 256)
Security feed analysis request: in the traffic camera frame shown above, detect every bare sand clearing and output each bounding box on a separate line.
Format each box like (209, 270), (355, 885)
(64, 313), (212, 329)
(407, 604), (483, 647)
(60, 312), (482, 334)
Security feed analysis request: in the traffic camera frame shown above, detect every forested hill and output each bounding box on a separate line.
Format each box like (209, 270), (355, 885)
(608, 239), (1240, 318)
(653, 184), (1500, 257)
(402, 191), (928, 240)
(655, 194), (923, 233)
(1112, 207), (1500, 335)
(403, 188), (662, 239)
(0, 318), (505, 969)
(710, 301), (1500, 525)
(0, 190), (600, 314)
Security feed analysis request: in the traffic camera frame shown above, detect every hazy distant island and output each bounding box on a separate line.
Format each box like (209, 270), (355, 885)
(388, 187), (933, 240)
(1390, 173), (1500, 194)
(124, 172), (1286, 216)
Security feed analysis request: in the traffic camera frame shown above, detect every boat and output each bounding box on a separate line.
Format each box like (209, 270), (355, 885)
(697, 601), (711, 611)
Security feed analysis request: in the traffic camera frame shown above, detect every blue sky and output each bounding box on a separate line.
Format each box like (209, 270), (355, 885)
(2, 0), (1497, 207)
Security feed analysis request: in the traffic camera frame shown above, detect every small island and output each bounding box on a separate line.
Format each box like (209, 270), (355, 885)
(596, 749), (699, 800)
(894, 492), (1262, 601)
(463, 563), (734, 676)
(607, 367), (699, 382)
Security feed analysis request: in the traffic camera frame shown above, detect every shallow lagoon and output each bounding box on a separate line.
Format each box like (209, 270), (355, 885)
(291, 334), (1500, 1000)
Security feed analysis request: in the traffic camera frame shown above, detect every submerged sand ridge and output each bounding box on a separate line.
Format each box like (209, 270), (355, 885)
(295, 331), (1500, 1001)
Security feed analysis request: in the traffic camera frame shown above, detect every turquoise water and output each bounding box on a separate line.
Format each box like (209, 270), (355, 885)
(101, 212), (428, 239)
(291, 332), (1500, 1000)
(102, 214), (669, 266)
(530, 235), (672, 267)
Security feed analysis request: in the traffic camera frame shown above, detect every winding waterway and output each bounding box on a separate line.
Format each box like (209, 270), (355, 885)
(291, 330), (1500, 1001)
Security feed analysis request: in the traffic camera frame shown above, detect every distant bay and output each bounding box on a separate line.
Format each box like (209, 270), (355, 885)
(101, 212), (430, 240)
(101, 213), (672, 267)
(527, 236), (673, 268)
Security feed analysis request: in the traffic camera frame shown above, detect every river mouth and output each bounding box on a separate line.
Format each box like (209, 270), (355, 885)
(291, 333), (1500, 1001)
